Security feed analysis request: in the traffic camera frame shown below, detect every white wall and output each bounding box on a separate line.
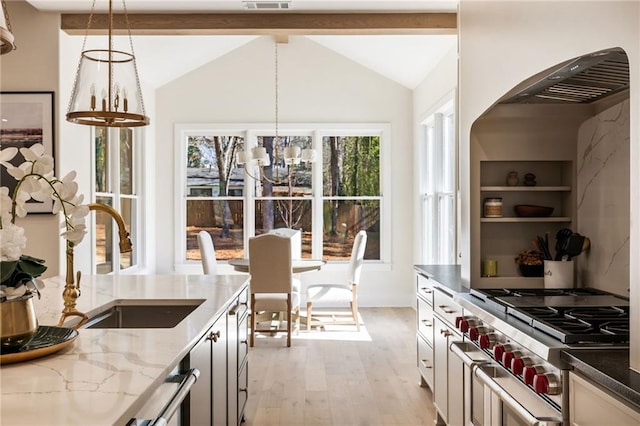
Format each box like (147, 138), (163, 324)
(458, 0), (639, 369)
(155, 36), (415, 307)
(0, 1), (60, 278)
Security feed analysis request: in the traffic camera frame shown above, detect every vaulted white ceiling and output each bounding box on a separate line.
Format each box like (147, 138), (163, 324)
(27, 0), (458, 89)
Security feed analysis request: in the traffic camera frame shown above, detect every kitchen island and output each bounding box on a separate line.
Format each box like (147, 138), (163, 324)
(0, 274), (249, 426)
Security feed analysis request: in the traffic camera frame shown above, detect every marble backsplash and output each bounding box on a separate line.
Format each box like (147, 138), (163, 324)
(576, 99), (630, 296)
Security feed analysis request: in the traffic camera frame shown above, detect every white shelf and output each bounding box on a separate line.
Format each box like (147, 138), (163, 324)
(481, 217), (572, 223)
(481, 186), (571, 192)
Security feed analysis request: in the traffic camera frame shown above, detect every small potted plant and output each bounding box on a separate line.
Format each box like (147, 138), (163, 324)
(515, 250), (544, 277)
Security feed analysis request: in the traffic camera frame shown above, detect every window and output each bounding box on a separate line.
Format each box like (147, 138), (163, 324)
(422, 98), (457, 264)
(322, 136), (381, 260)
(184, 135), (245, 260)
(176, 124), (389, 266)
(93, 127), (141, 274)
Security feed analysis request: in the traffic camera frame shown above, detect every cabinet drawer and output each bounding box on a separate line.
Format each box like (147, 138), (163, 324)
(416, 274), (434, 306)
(417, 297), (434, 345)
(433, 288), (463, 328)
(238, 325), (248, 368)
(417, 335), (434, 389)
(237, 362), (249, 425)
(570, 372), (640, 425)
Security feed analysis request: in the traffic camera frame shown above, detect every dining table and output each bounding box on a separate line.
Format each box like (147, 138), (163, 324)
(227, 258), (326, 273)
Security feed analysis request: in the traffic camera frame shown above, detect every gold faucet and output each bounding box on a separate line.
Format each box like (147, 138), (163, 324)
(58, 203), (133, 328)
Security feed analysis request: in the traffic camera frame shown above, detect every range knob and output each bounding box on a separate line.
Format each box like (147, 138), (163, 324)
(533, 373), (561, 395)
(523, 365), (546, 385)
(511, 355), (533, 376)
(469, 326), (491, 341)
(479, 333), (497, 349)
(493, 344), (513, 363)
(455, 316), (470, 329)
(459, 319), (479, 333)
(502, 349), (521, 369)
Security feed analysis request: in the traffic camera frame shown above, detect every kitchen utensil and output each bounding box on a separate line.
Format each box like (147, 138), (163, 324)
(536, 235), (552, 260)
(554, 228), (573, 260)
(564, 233), (586, 259)
(581, 237), (591, 253)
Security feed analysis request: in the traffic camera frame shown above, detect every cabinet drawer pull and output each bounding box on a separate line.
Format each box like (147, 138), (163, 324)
(421, 320), (432, 327)
(438, 305), (455, 314)
(420, 287), (433, 294)
(132, 368), (200, 425)
(440, 329), (452, 337)
(208, 330), (222, 342)
(420, 360), (433, 369)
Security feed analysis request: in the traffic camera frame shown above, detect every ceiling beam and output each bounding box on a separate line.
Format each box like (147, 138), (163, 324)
(60, 12), (457, 36)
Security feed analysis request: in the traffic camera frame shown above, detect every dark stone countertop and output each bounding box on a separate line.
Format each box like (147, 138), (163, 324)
(413, 264), (468, 294)
(561, 349), (640, 412)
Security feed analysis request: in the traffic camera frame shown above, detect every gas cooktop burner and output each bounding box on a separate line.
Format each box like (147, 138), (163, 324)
(469, 287), (630, 344)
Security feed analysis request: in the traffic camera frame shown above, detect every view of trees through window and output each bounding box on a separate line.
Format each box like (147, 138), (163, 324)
(183, 130), (382, 262)
(94, 127), (137, 274)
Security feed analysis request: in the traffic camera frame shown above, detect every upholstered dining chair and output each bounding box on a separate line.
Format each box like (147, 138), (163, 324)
(249, 233), (300, 347)
(306, 230), (367, 331)
(197, 231), (217, 275)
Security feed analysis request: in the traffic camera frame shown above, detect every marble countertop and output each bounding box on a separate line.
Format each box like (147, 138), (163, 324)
(0, 274), (248, 426)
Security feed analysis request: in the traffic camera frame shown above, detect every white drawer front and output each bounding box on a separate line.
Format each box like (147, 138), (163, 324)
(417, 335), (434, 389)
(417, 297), (434, 345)
(433, 288), (462, 328)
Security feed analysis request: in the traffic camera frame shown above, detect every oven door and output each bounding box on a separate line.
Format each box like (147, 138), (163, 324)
(451, 342), (563, 426)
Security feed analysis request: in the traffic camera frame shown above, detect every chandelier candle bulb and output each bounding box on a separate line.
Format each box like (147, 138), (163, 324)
(101, 88), (107, 111)
(123, 87), (128, 112)
(90, 84), (96, 110)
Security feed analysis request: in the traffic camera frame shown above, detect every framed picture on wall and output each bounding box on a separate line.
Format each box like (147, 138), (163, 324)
(0, 91), (55, 214)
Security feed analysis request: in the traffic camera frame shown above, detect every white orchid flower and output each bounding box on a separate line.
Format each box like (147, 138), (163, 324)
(61, 223), (87, 245)
(0, 187), (12, 220)
(0, 284), (27, 300)
(6, 163), (25, 180)
(32, 154), (54, 176)
(0, 147), (18, 168)
(13, 190), (31, 218)
(19, 143), (46, 162)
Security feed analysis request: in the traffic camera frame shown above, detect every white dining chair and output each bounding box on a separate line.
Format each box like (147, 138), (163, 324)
(306, 230), (367, 331)
(197, 231), (218, 275)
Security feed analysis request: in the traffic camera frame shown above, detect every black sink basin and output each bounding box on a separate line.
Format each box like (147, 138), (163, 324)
(84, 299), (204, 329)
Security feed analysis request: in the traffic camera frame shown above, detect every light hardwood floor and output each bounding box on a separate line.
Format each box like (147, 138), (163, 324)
(243, 307), (437, 426)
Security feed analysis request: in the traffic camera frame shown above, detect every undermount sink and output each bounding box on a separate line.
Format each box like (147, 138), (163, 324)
(84, 299), (205, 329)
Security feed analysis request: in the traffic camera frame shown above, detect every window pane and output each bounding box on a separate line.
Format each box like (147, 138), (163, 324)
(187, 199), (244, 260)
(187, 136), (245, 197)
(255, 135), (313, 196)
(95, 196), (113, 274)
(322, 136), (380, 197)
(322, 200), (380, 260)
(95, 127), (108, 193)
(254, 199), (312, 258)
(119, 128), (133, 195)
(119, 197), (134, 269)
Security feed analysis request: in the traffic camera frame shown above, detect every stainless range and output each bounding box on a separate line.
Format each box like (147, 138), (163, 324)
(450, 287), (630, 426)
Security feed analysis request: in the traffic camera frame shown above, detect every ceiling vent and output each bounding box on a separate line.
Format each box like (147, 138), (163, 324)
(499, 48), (629, 105)
(242, 1), (292, 10)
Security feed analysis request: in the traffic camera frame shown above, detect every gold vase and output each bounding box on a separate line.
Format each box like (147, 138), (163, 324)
(1, 295), (38, 352)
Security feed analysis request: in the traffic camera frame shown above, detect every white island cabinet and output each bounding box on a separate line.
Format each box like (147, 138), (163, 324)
(0, 274), (249, 426)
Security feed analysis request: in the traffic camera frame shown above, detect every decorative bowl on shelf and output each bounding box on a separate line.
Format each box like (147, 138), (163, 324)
(518, 263), (544, 277)
(514, 204), (554, 217)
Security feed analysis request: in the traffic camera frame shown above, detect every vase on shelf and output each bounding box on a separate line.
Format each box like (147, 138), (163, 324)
(0, 294), (38, 352)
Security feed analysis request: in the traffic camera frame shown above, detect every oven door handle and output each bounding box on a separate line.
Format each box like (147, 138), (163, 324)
(450, 341), (491, 368)
(474, 365), (562, 426)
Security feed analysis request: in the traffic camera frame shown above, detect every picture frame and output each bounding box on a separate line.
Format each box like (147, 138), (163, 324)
(0, 91), (55, 214)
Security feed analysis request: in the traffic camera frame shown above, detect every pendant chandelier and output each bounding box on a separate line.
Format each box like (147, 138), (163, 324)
(66, 0), (149, 127)
(236, 42), (317, 185)
(0, 0), (17, 55)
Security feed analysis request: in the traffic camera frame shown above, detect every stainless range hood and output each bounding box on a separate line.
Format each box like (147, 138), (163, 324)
(499, 47), (630, 105)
